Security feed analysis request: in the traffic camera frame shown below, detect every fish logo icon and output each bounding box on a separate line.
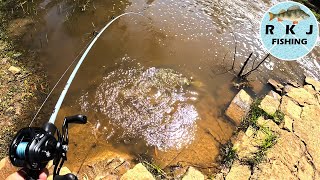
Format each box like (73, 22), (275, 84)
(269, 5), (310, 24)
(260, 2), (319, 61)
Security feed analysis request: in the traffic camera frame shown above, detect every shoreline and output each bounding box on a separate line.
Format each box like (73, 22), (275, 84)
(0, 1), (48, 159)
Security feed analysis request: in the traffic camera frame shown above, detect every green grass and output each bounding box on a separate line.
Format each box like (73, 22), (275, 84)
(142, 161), (167, 179)
(247, 127), (277, 166)
(233, 98), (281, 167)
(240, 99), (268, 130)
(270, 110), (285, 125)
(240, 98), (285, 131)
(220, 141), (238, 168)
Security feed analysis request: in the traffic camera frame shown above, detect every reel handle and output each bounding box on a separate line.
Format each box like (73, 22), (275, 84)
(54, 173), (78, 180)
(25, 169), (42, 180)
(65, 115), (87, 124)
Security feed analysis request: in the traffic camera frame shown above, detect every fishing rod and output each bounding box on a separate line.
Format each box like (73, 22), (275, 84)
(8, 12), (143, 180)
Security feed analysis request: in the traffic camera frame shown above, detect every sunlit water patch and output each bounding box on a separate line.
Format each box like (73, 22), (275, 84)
(80, 56), (199, 150)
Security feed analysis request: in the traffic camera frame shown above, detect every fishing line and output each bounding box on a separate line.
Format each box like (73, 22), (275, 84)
(30, 12), (145, 126)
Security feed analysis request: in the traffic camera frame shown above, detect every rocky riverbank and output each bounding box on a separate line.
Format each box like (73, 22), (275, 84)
(216, 76), (320, 180)
(0, 1), (48, 158)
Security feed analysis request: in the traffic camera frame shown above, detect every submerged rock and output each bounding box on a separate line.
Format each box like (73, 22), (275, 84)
(268, 79), (284, 93)
(225, 89), (252, 126)
(120, 163), (155, 180)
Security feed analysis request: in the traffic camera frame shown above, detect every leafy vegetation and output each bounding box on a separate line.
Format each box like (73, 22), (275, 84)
(271, 110), (285, 125)
(142, 160), (167, 179)
(247, 127), (277, 166)
(240, 99), (267, 130)
(220, 141), (238, 168)
(223, 98), (281, 168)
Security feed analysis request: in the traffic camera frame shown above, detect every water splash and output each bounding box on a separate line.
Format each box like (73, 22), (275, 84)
(80, 56), (199, 150)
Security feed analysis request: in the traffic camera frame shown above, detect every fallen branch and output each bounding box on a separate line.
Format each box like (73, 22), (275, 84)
(237, 52), (253, 77)
(230, 31), (237, 71)
(241, 53), (270, 78)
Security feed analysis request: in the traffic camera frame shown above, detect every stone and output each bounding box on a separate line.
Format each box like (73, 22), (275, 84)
(78, 157), (131, 179)
(233, 131), (259, 160)
(214, 173), (224, 180)
(0, 157), (17, 180)
(297, 156), (314, 180)
(226, 89), (253, 126)
(120, 163), (155, 180)
(1, 58), (8, 65)
(283, 85), (295, 94)
(266, 130), (305, 172)
(283, 116), (293, 132)
(172, 166), (188, 179)
(225, 161), (251, 180)
(251, 160), (297, 180)
(293, 105), (320, 171)
(268, 90), (281, 100)
(316, 94), (320, 105)
(182, 167), (204, 180)
(280, 96), (302, 121)
(256, 117), (281, 133)
(304, 85), (317, 95)
(245, 126), (255, 137)
(305, 76), (320, 92)
(259, 95), (280, 115)
(268, 79), (284, 92)
(287, 81), (300, 88)
(287, 88), (317, 106)
(8, 66), (21, 74)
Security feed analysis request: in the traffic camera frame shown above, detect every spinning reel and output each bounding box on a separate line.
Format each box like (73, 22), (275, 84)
(9, 115), (87, 180)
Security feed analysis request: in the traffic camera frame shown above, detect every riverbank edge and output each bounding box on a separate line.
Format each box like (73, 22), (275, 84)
(0, 1), (48, 158)
(214, 76), (320, 180)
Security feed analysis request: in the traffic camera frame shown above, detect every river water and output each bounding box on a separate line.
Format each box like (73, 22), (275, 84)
(21, 0), (320, 175)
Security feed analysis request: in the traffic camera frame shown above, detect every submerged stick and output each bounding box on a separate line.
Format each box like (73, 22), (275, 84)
(237, 52), (253, 77)
(241, 53), (270, 78)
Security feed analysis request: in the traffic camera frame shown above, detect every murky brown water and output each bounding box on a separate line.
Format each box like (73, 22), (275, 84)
(21, 0), (320, 176)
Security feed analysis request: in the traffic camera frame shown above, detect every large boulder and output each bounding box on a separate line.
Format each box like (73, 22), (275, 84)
(293, 105), (320, 171)
(120, 163), (155, 180)
(251, 160), (297, 180)
(182, 167), (205, 180)
(286, 88), (317, 106)
(226, 90), (253, 126)
(266, 130), (305, 172)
